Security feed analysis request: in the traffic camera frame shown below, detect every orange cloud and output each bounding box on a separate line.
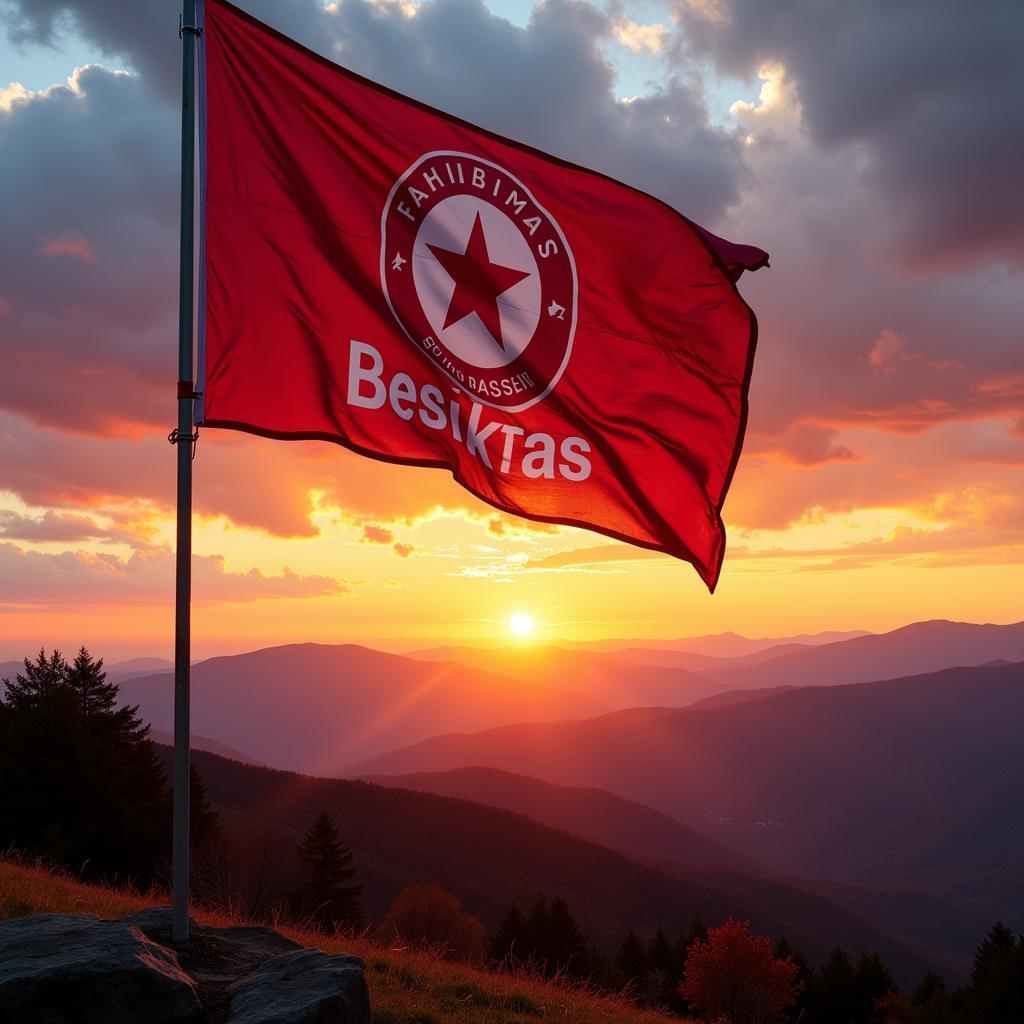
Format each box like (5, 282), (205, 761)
(361, 523), (394, 544)
(0, 542), (350, 607)
(39, 232), (97, 264)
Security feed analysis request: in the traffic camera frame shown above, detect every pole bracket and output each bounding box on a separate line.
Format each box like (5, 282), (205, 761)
(179, 17), (202, 38)
(168, 427), (200, 460)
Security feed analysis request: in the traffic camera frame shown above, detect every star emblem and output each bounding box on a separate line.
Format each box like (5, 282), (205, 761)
(427, 212), (531, 349)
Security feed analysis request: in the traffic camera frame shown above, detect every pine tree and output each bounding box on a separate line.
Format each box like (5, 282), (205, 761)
(296, 810), (363, 931)
(968, 922), (1024, 1023)
(65, 647), (149, 744)
(617, 930), (648, 984)
(189, 763), (222, 851)
(491, 902), (528, 965)
(0, 647), (169, 881)
(544, 894), (588, 976)
(524, 893), (551, 966)
(3, 649), (68, 710)
(911, 970), (947, 1009)
(818, 946), (857, 1023)
(970, 921), (1016, 991)
(854, 951), (896, 1022)
(648, 927), (676, 974)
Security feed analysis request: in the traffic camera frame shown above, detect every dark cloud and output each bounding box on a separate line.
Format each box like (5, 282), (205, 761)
(6, 0), (742, 215)
(0, 64), (177, 435)
(675, 0), (1024, 267)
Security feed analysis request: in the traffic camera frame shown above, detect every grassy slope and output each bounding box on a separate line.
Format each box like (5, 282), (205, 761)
(0, 859), (679, 1024)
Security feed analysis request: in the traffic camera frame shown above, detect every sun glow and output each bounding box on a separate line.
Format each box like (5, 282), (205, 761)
(509, 613), (535, 637)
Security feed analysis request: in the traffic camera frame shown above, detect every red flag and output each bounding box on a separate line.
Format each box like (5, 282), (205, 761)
(198, 0), (767, 590)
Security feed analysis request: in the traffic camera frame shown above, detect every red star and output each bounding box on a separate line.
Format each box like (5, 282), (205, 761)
(427, 213), (530, 349)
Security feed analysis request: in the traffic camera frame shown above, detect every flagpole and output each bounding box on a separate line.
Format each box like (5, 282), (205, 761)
(172, 0), (198, 945)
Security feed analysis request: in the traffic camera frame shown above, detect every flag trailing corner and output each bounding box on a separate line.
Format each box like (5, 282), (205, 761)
(196, 0), (768, 591)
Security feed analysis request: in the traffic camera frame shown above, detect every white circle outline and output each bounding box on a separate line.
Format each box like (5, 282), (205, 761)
(380, 150), (578, 414)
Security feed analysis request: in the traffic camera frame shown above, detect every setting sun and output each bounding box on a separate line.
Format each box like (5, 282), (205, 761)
(509, 613), (535, 637)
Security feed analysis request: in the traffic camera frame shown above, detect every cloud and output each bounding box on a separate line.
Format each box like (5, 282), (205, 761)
(675, 0), (1024, 269)
(528, 542), (660, 569)
(0, 509), (106, 542)
(361, 523), (394, 544)
(768, 424), (858, 467)
(612, 18), (668, 54)
(39, 231), (97, 263)
(0, 63), (178, 436)
(868, 329), (908, 374)
(0, 82), (29, 112)
(391, 541), (417, 558)
(0, 542), (350, 607)
(1, 0), (1021, 593)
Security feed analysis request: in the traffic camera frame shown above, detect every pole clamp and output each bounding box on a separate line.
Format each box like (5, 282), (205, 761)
(179, 17), (202, 38)
(168, 427), (200, 460)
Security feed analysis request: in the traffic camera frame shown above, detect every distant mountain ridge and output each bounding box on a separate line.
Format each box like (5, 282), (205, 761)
(402, 644), (732, 707)
(118, 643), (610, 773)
(359, 765), (754, 871)
(354, 659), (1024, 918)
(697, 619), (1024, 691)
(168, 746), (960, 982)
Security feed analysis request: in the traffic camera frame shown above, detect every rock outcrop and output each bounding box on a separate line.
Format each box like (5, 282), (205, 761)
(0, 912), (202, 1024)
(227, 948), (370, 1024)
(0, 910), (370, 1024)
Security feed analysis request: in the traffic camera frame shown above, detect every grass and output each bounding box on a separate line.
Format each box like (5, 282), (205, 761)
(0, 858), (681, 1024)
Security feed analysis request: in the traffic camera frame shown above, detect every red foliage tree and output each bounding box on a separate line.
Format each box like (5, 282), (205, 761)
(377, 884), (486, 963)
(680, 918), (801, 1024)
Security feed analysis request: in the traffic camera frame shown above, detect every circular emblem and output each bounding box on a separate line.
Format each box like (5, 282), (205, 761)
(381, 151), (577, 412)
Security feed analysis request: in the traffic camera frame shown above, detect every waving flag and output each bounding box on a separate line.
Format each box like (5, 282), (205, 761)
(197, 0), (768, 590)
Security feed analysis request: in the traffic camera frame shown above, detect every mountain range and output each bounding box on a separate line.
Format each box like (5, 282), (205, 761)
(118, 643), (610, 773)
(169, 745), (962, 982)
(354, 660), (1024, 912)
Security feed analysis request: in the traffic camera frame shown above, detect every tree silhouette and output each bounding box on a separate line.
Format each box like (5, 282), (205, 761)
(296, 810), (364, 931)
(522, 893), (588, 977)
(818, 945), (857, 1022)
(854, 951), (897, 1020)
(773, 936), (814, 1021)
(617, 930), (648, 984)
(491, 901), (528, 965)
(648, 927), (676, 975)
(189, 763), (222, 851)
(680, 918), (802, 1024)
(0, 647), (168, 881)
(967, 921), (1024, 1022)
(911, 969), (947, 1009)
(378, 884), (485, 962)
(2, 649), (68, 710)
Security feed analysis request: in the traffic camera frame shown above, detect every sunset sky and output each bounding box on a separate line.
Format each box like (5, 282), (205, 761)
(1, 0), (1021, 660)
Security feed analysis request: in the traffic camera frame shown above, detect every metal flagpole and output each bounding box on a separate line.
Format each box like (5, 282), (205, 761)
(172, 0), (199, 945)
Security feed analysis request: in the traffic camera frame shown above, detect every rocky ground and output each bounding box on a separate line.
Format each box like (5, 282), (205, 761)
(0, 908), (370, 1024)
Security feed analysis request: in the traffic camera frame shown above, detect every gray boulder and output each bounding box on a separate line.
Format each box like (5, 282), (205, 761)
(0, 912), (202, 1024)
(227, 948), (369, 1024)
